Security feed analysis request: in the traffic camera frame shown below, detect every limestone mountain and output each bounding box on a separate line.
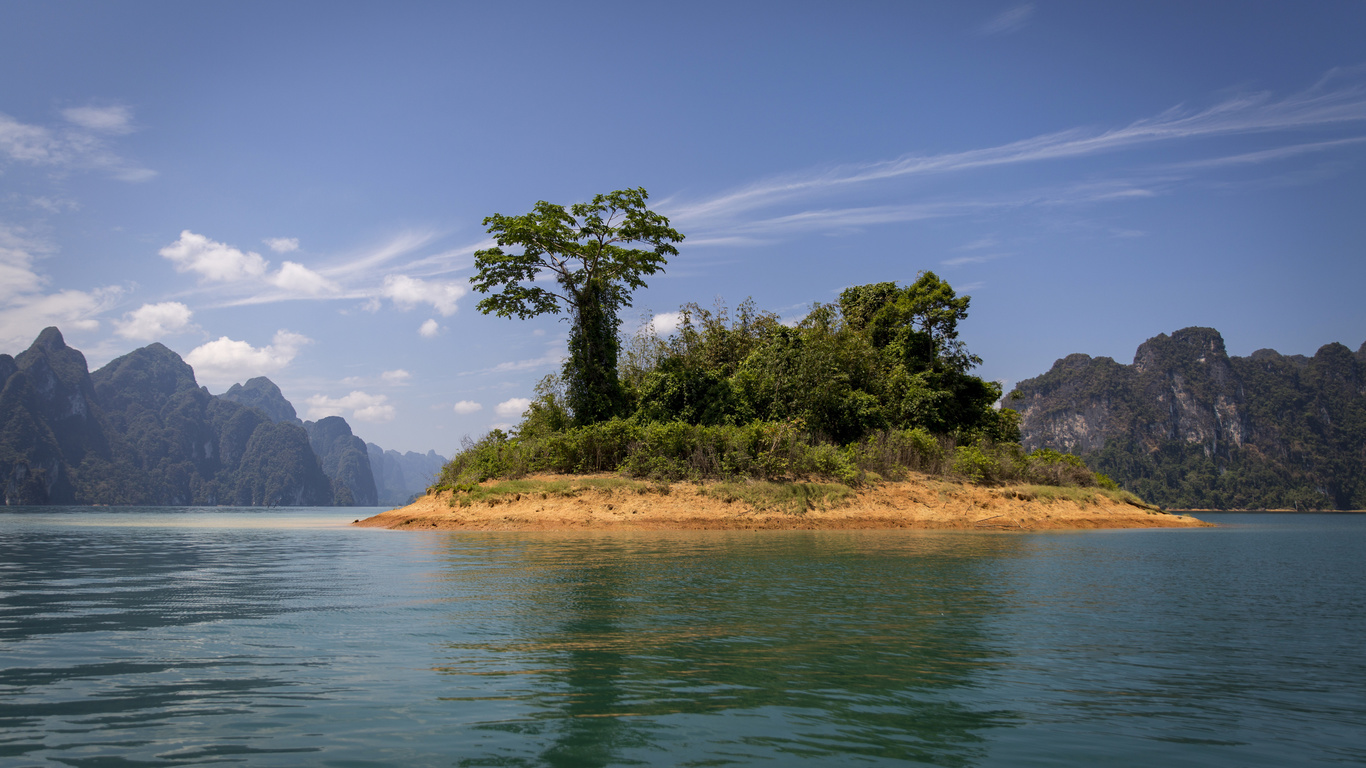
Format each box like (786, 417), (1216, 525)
(367, 443), (447, 505)
(1012, 327), (1366, 510)
(219, 377), (303, 425)
(1, 328), (335, 506)
(305, 416), (379, 506)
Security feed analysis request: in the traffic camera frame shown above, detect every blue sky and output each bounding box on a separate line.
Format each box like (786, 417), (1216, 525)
(2, 1), (1364, 453)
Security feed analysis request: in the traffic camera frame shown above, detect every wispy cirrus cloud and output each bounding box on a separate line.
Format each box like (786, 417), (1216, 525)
(0, 224), (125, 350)
(979, 3), (1035, 36)
(1162, 135), (1366, 170)
(0, 103), (154, 182)
(660, 70), (1366, 240)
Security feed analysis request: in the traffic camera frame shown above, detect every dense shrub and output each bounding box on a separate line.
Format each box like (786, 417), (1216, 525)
(434, 278), (1108, 493)
(434, 418), (1104, 491)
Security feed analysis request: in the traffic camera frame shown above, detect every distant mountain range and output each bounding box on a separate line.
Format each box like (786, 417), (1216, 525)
(1011, 327), (1366, 510)
(1, 328), (446, 506)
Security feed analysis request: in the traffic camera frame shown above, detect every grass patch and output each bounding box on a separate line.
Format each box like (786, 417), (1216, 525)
(1004, 484), (1158, 510)
(446, 477), (667, 507)
(700, 480), (856, 515)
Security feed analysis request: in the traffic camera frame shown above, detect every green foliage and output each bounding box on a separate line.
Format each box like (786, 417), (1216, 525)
(470, 188), (684, 425)
(436, 277), (1111, 495)
(434, 419), (1103, 492)
(444, 476), (671, 506)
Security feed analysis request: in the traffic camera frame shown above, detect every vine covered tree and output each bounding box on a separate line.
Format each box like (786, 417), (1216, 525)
(470, 188), (684, 424)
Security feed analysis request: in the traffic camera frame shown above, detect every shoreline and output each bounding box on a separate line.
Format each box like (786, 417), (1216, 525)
(354, 475), (1211, 532)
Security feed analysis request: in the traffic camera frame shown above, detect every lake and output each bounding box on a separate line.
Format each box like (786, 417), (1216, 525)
(1, 509), (1363, 766)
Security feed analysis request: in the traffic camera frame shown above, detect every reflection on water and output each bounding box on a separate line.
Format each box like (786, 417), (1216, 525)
(432, 533), (1022, 766)
(0, 510), (1363, 766)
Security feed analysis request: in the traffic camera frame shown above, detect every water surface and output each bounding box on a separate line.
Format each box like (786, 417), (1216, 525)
(2, 508), (1362, 766)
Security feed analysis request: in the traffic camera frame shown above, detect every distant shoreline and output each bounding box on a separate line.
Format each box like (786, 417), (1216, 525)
(355, 474), (1211, 532)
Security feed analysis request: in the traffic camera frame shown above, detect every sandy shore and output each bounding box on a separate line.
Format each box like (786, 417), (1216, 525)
(354, 474), (1210, 531)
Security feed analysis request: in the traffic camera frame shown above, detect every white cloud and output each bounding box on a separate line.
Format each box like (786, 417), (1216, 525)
(979, 3), (1035, 36)
(0, 224), (47, 302)
(268, 260), (340, 295)
(0, 287), (124, 351)
(0, 224), (124, 350)
(185, 330), (311, 389)
(453, 400), (483, 415)
(652, 311), (683, 335)
(0, 107), (154, 181)
(61, 105), (135, 134)
(495, 398), (531, 418)
(264, 237), (300, 253)
(114, 301), (194, 340)
(381, 274), (465, 316)
(161, 231), (341, 298)
(471, 349), (566, 375)
(305, 390), (395, 423)
(161, 230), (269, 282)
(959, 237), (999, 251)
(940, 253), (1003, 267)
(419, 318), (441, 337)
(381, 369), (412, 384)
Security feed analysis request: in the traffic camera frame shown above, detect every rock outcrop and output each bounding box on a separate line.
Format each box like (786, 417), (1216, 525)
(305, 416), (378, 506)
(1, 328), (334, 506)
(219, 376), (303, 425)
(1012, 327), (1366, 510)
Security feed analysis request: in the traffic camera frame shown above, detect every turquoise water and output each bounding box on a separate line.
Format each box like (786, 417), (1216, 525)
(1, 509), (1363, 766)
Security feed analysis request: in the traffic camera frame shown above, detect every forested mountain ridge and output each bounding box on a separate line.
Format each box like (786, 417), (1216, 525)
(1011, 327), (1366, 509)
(305, 416), (378, 506)
(220, 376), (302, 425)
(1, 328), (342, 506)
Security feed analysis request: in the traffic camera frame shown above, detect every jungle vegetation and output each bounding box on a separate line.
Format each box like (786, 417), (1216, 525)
(439, 271), (1116, 493)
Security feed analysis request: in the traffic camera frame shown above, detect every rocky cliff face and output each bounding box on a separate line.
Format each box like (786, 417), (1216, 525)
(1, 328), (335, 506)
(219, 377), (303, 425)
(305, 416), (378, 506)
(1012, 327), (1366, 510)
(0, 328), (114, 503)
(367, 442), (447, 505)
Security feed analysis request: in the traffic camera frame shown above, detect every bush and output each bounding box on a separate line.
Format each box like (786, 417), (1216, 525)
(432, 422), (1112, 493)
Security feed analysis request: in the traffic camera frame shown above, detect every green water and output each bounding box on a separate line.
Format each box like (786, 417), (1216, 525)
(1, 509), (1363, 766)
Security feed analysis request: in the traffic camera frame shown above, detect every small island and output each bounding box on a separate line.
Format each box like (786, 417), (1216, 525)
(359, 188), (1207, 533)
(356, 474), (1207, 531)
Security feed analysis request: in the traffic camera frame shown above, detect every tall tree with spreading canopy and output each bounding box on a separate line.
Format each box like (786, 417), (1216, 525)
(470, 188), (684, 424)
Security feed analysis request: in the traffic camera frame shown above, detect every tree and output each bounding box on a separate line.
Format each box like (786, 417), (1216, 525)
(470, 188), (684, 425)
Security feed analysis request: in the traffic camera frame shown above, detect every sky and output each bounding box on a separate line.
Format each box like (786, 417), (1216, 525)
(2, 1), (1364, 454)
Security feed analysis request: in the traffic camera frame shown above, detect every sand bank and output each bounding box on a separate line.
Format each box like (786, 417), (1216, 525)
(354, 474), (1209, 531)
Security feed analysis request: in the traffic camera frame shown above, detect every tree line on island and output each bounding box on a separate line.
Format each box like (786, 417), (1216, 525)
(438, 188), (1116, 496)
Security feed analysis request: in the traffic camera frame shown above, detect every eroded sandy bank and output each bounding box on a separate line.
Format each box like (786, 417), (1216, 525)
(354, 475), (1210, 531)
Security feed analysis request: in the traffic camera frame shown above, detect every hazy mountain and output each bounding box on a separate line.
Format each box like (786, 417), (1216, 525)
(305, 416), (379, 506)
(367, 443), (447, 505)
(1, 328), (336, 506)
(1012, 327), (1366, 510)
